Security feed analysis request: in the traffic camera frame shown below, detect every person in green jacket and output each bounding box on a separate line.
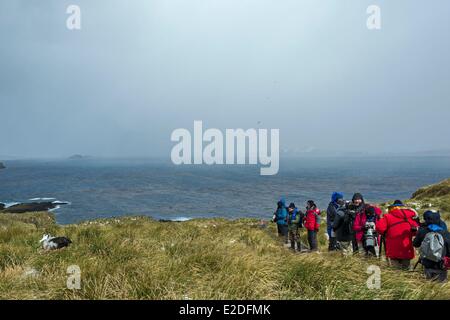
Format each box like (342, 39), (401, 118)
(287, 203), (303, 251)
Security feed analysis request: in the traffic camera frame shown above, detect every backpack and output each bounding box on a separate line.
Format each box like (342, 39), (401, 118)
(315, 211), (321, 225)
(420, 231), (445, 263)
(385, 209), (417, 235)
(445, 257), (450, 270)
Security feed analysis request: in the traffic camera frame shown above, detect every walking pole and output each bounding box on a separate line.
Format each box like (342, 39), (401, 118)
(378, 235), (384, 259)
(413, 247), (421, 271)
(413, 259), (421, 271)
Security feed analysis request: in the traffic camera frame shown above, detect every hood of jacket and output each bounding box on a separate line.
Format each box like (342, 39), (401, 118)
(423, 210), (448, 231)
(352, 193), (365, 204)
(331, 192), (344, 203)
(424, 210), (440, 225)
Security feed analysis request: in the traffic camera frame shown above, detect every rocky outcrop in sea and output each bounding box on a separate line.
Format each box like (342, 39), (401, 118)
(0, 201), (70, 214)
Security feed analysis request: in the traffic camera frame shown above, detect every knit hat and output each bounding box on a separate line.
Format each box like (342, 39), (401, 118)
(288, 202), (296, 209)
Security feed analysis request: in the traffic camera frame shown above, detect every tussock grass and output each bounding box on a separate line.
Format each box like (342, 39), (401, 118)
(413, 178), (450, 200)
(1, 211), (449, 300)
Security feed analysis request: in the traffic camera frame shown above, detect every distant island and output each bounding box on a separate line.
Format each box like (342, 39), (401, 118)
(68, 154), (87, 160)
(0, 162), (5, 169)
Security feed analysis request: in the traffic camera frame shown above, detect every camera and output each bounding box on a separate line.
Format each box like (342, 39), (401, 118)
(345, 201), (358, 212)
(363, 221), (377, 247)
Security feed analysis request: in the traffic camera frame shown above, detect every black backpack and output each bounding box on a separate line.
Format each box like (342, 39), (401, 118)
(343, 209), (356, 235)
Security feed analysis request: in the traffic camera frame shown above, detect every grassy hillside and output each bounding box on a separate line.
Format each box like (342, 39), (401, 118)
(410, 178), (450, 220)
(1, 180), (450, 300)
(378, 178), (450, 222)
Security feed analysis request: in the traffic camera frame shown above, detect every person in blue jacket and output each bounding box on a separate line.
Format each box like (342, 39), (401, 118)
(327, 192), (344, 251)
(272, 197), (288, 244)
(413, 210), (450, 282)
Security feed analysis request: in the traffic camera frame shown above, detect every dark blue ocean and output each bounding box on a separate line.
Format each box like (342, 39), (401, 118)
(1, 157), (450, 224)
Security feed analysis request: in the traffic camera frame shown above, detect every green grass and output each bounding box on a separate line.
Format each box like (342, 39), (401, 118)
(1, 179), (450, 300)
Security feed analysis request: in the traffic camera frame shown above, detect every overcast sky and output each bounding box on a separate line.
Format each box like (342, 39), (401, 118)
(1, 0), (449, 158)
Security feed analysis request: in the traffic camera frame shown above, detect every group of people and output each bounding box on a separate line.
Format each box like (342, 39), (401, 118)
(272, 198), (321, 252)
(272, 193), (450, 283)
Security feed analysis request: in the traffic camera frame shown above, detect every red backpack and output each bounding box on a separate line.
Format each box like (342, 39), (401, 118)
(445, 257), (450, 270)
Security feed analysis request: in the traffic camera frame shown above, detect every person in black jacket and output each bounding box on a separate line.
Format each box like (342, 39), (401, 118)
(327, 192), (343, 251)
(413, 210), (450, 282)
(332, 201), (355, 253)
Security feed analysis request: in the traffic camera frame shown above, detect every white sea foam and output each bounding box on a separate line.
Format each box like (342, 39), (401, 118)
(52, 200), (71, 205)
(48, 205), (61, 212)
(2, 202), (20, 208)
(29, 197), (56, 201)
(170, 217), (192, 222)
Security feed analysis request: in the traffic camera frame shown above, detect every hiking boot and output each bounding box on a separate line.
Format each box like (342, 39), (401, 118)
(290, 241), (296, 251)
(328, 237), (337, 251)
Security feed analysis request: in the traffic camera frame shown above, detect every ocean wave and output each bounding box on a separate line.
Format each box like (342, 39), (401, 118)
(49, 205), (61, 212)
(170, 217), (192, 222)
(29, 197), (56, 201)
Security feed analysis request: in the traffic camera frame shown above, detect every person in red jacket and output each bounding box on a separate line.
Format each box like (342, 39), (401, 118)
(376, 200), (419, 269)
(304, 200), (320, 251)
(353, 206), (381, 256)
